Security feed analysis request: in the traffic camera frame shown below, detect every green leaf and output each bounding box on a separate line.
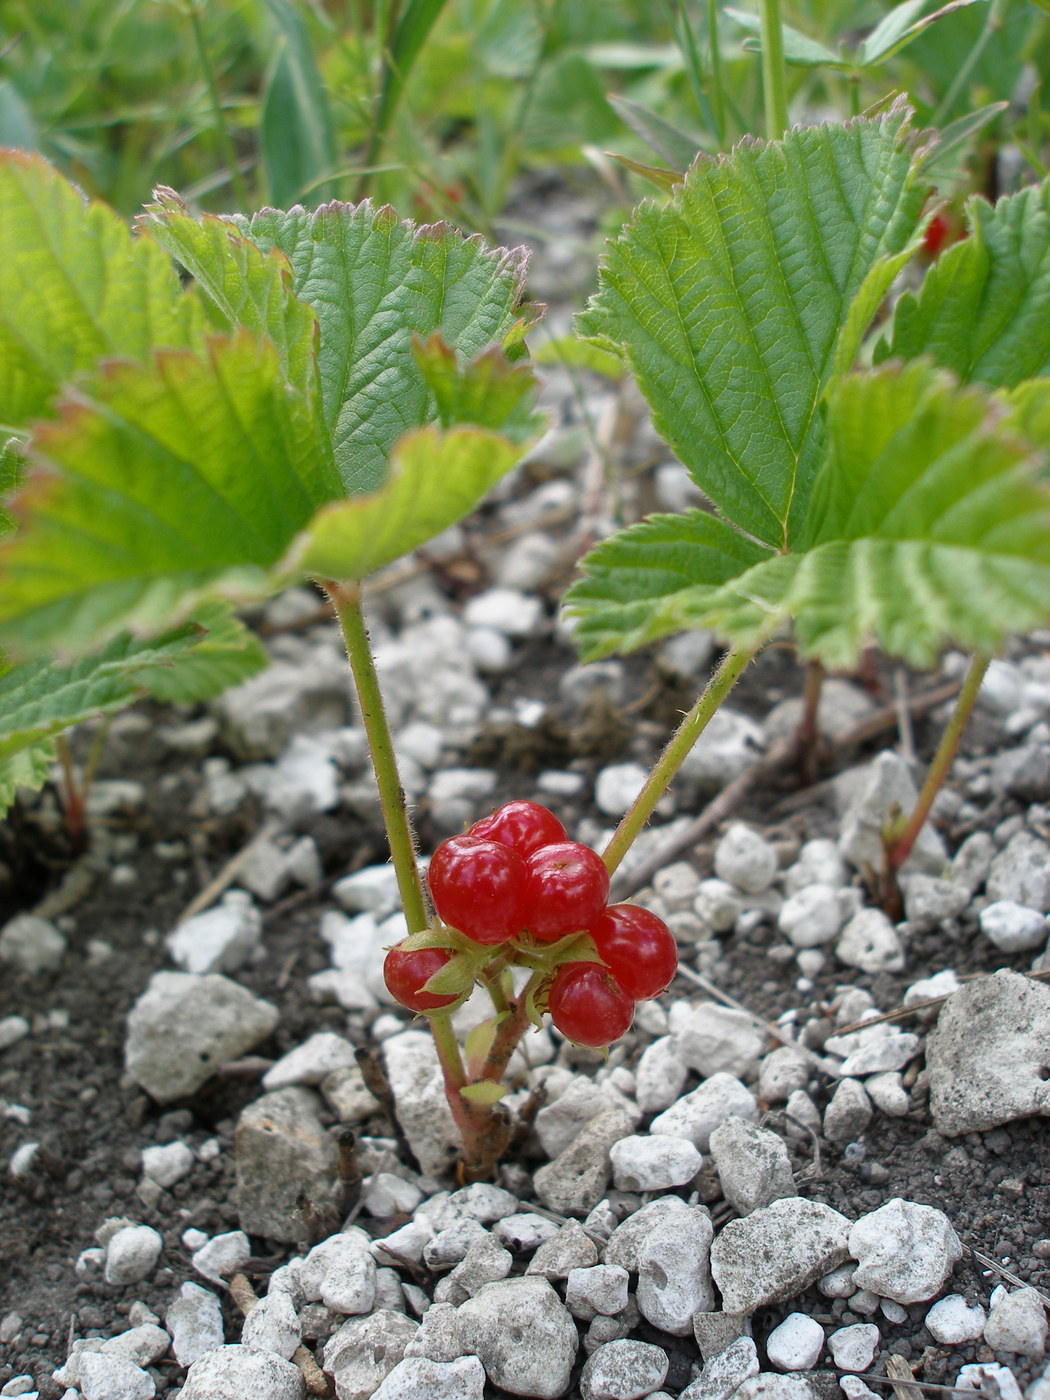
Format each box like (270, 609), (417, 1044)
(725, 8), (851, 68)
(877, 177), (1050, 388)
(1001, 378), (1050, 470)
(464, 1014), (504, 1069)
(0, 332), (339, 656)
(136, 602), (268, 703)
(532, 335), (626, 379)
(289, 423), (526, 583)
(859, 0), (984, 66)
(137, 189), (318, 394)
(420, 952), (476, 997)
(578, 105), (929, 549)
(606, 95), (703, 169)
(260, 0), (338, 207)
(0, 741), (54, 817)
(702, 362), (1050, 668)
(459, 1079), (509, 1105)
(918, 101), (1010, 180)
(412, 336), (539, 437)
(0, 151), (203, 432)
(605, 153), (684, 196)
(564, 509), (773, 661)
(230, 201), (538, 493)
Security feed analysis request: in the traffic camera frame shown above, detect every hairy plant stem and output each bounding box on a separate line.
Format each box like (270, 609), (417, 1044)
(602, 644), (757, 878)
(325, 581), (429, 935)
(187, 1), (251, 213)
(885, 650), (990, 873)
(794, 657), (825, 785)
(759, 0), (790, 141)
(428, 1009), (491, 1170)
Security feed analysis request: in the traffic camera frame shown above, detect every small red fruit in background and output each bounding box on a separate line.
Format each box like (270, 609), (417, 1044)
(384, 945), (458, 1012)
(921, 207), (964, 260)
(427, 834), (529, 944)
(469, 799), (568, 858)
(589, 903), (678, 1000)
(548, 962), (635, 1047)
(523, 840), (611, 941)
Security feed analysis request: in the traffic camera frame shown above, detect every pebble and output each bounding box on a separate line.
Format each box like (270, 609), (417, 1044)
(819, 1265), (856, 1298)
(680, 1336), (760, 1400)
(0, 914), (66, 975)
(758, 1047), (810, 1104)
(823, 1078), (873, 1142)
(778, 884), (844, 947)
(983, 1286), (1049, 1356)
(709, 1115), (796, 1214)
(527, 1220), (600, 1279)
(714, 823), (779, 893)
(456, 1276), (578, 1399)
(848, 1199), (962, 1303)
(634, 1036), (689, 1113)
(986, 831), (1050, 911)
(609, 1134), (703, 1191)
(603, 1197), (690, 1271)
(636, 1205), (715, 1336)
(710, 1199), (852, 1313)
(864, 1072), (910, 1117)
(437, 1233), (513, 1303)
(579, 1339), (670, 1400)
(166, 1282), (225, 1365)
(383, 1031), (463, 1177)
(835, 908), (905, 973)
(838, 751), (947, 875)
(595, 763), (649, 817)
(925, 1294), (987, 1344)
(899, 874), (970, 928)
(678, 709), (764, 789)
(262, 1031), (359, 1090)
(234, 1087), (341, 1243)
(180, 1343), (306, 1399)
(838, 1033), (921, 1077)
(104, 1225), (163, 1285)
(784, 839), (848, 893)
(323, 1309), (419, 1399)
(533, 1107), (634, 1216)
(165, 890), (262, 974)
(191, 1230), (251, 1286)
(0, 1015), (30, 1050)
(56, 1353), (156, 1400)
(765, 1313), (825, 1371)
(241, 1290), (301, 1359)
(565, 1265), (630, 1321)
(494, 1212), (560, 1252)
(955, 1363), (1024, 1400)
(535, 1076), (635, 1159)
(979, 900), (1048, 952)
(694, 879), (744, 932)
(140, 1139), (194, 1189)
(369, 1355), (486, 1400)
(650, 1071), (758, 1149)
(667, 1003), (764, 1080)
(462, 586), (544, 637)
(827, 1322), (879, 1371)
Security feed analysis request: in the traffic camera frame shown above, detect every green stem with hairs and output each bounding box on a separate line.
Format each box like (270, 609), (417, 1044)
(885, 650), (990, 873)
(759, 0), (790, 141)
(602, 643), (757, 878)
(325, 581), (429, 935)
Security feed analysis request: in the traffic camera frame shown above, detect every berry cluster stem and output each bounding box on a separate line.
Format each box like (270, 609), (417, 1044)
(325, 580), (430, 936)
(602, 643), (757, 878)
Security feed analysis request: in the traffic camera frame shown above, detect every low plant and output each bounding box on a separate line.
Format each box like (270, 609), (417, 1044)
(1, 12), (1050, 1176)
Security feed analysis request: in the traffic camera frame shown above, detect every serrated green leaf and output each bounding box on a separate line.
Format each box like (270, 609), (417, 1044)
(288, 424), (526, 583)
(459, 1079), (509, 1105)
(0, 740), (54, 816)
(564, 510), (772, 661)
(137, 189), (318, 394)
(578, 106), (929, 549)
(725, 8), (851, 68)
(229, 201), (538, 493)
(1001, 379), (1050, 470)
(412, 336), (539, 438)
(0, 332), (339, 656)
(0, 151), (204, 432)
(701, 362), (1050, 667)
(136, 602), (268, 703)
(877, 177), (1050, 387)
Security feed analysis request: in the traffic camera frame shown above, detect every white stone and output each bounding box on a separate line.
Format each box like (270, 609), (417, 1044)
(955, 1364), (1023, 1400)
(363, 1171), (423, 1218)
(166, 891), (263, 975)
(779, 885), (844, 948)
(140, 1140), (195, 1189)
(765, 1313), (825, 1371)
(241, 1291), (301, 1359)
(99, 1323), (169, 1367)
(823, 1079), (873, 1143)
(987, 832), (1050, 912)
(667, 1003), (764, 1080)
(694, 879), (744, 933)
(983, 1286), (1048, 1356)
(678, 709), (765, 790)
(925, 1294), (987, 1344)
(654, 862), (702, 910)
(383, 1031), (461, 1177)
(709, 1116), (796, 1215)
(595, 763), (649, 818)
(191, 1231), (251, 1286)
(456, 1276), (578, 1399)
(0, 1015), (30, 1050)
(838, 752), (947, 876)
(603, 1198), (690, 1271)
(166, 1282), (225, 1366)
(818, 1265), (857, 1299)
(534, 1076), (638, 1160)
(710, 1199), (852, 1313)
(784, 840), (848, 894)
(610, 1134), (702, 1192)
(300, 1231), (376, 1314)
(835, 909), (905, 974)
(263, 1032), (358, 1090)
(579, 1339), (670, 1400)
(495, 1212), (560, 1253)
(323, 1309), (419, 1400)
(864, 1073), (910, 1117)
(758, 1047), (811, 1104)
(899, 874), (970, 929)
(848, 1199), (962, 1303)
(370, 1355), (485, 1400)
(714, 824), (779, 894)
(634, 1036), (689, 1113)
(0, 915), (66, 975)
(462, 586), (544, 637)
(332, 863), (402, 915)
(636, 1206), (715, 1337)
(58, 1353), (156, 1400)
(838, 1033), (921, 1077)
(650, 1071), (758, 1150)
(679, 1337), (760, 1400)
(179, 1343), (306, 1399)
(565, 1265), (630, 1322)
(980, 901), (1048, 953)
(104, 1225), (163, 1285)
(828, 1323), (879, 1372)
(526, 1220), (599, 1279)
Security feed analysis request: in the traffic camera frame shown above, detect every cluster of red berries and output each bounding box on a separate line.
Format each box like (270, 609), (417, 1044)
(383, 800), (678, 1048)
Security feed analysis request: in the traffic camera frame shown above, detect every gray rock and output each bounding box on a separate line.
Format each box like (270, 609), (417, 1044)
(56, 1352), (156, 1400)
(527, 1220), (600, 1279)
(678, 709), (764, 790)
(495, 1212), (560, 1253)
(456, 1276), (578, 1399)
(983, 1286), (1048, 1356)
(533, 1108), (635, 1217)
(565, 1265), (630, 1322)
(848, 1199), (962, 1303)
(692, 1310), (753, 1362)
(124, 971), (279, 1103)
(424, 1217), (490, 1269)
(778, 885), (843, 948)
(784, 840), (848, 894)
(0, 1014), (29, 1050)
(97, 1323), (170, 1368)
(899, 875), (970, 930)
(403, 1301), (464, 1362)
(667, 1004), (765, 1080)
(595, 764), (649, 818)
(865, 1072), (910, 1117)
(828, 1322), (880, 1372)
(191, 1230), (251, 1285)
(166, 1282), (225, 1366)
(954, 1363), (1024, 1400)
(649, 1071), (758, 1150)
(104, 1225), (163, 1285)
(679, 1336), (760, 1400)
(579, 1339), (669, 1400)
(383, 1031), (462, 1178)
(438, 1233), (513, 1302)
(140, 1140), (194, 1189)
(711, 1199), (852, 1313)
(636, 1205), (715, 1336)
(462, 586), (544, 637)
(838, 751), (947, 875)
(758, 1048), (811, 1104)
(363, 1171), (423, 1218)
(835, 909), (905, 974)
(322, 1309), (419, 1400)
(299, 1231), (376, 1315)
(924, 1294), (987, 1345)
(734, 1376), (818, 1400)
(263, 1033), (359, 1091)
(633, 1037), (689, 1114)
(213, 654), (350, 760)
(765, 1312), (825, 1371)
(239, 833), (322, 903)
(610, 1134), (703, 1192)
(603, 1197), (690, 1271)
(822, 1079), (873, 1143)
(370, 1355), (486, 1400)
(319, 1064), (381, 1124)
(234, 1088), (341, 1243)
(180, 1344), (305, 1399)
(950, 831), (995, 895)
(0, 914), (66, 976)
(986, 832), (1050, 912)
(837, 1033), (921, 1077)
(979, 901), (1048, 953)
(241, 1291), (301, 1359)
(714, 824), (779, 894)
(534, 1076), (638, 1160)
(694, 879), (744, 933)
(709, 1116), (796, 1214)
(166, 890), (262, 975)
(926, 970), (1050, 1135)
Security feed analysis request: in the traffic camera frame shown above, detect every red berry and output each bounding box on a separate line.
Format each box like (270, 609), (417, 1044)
(922, 210), (952, 259)
(469, 800), (568, 858)
(523, 841), (610, 941)
(384, 944), (458, 1012)
(589, 903), (678, 1001)
(427, 834), (529, 944)
(548, 962), (634, 1047)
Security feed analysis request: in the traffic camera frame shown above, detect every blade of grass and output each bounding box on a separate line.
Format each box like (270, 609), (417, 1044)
(186, 0), (251, 212)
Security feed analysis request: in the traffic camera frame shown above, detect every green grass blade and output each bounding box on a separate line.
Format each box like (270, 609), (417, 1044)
(261, 0), (339, 207)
